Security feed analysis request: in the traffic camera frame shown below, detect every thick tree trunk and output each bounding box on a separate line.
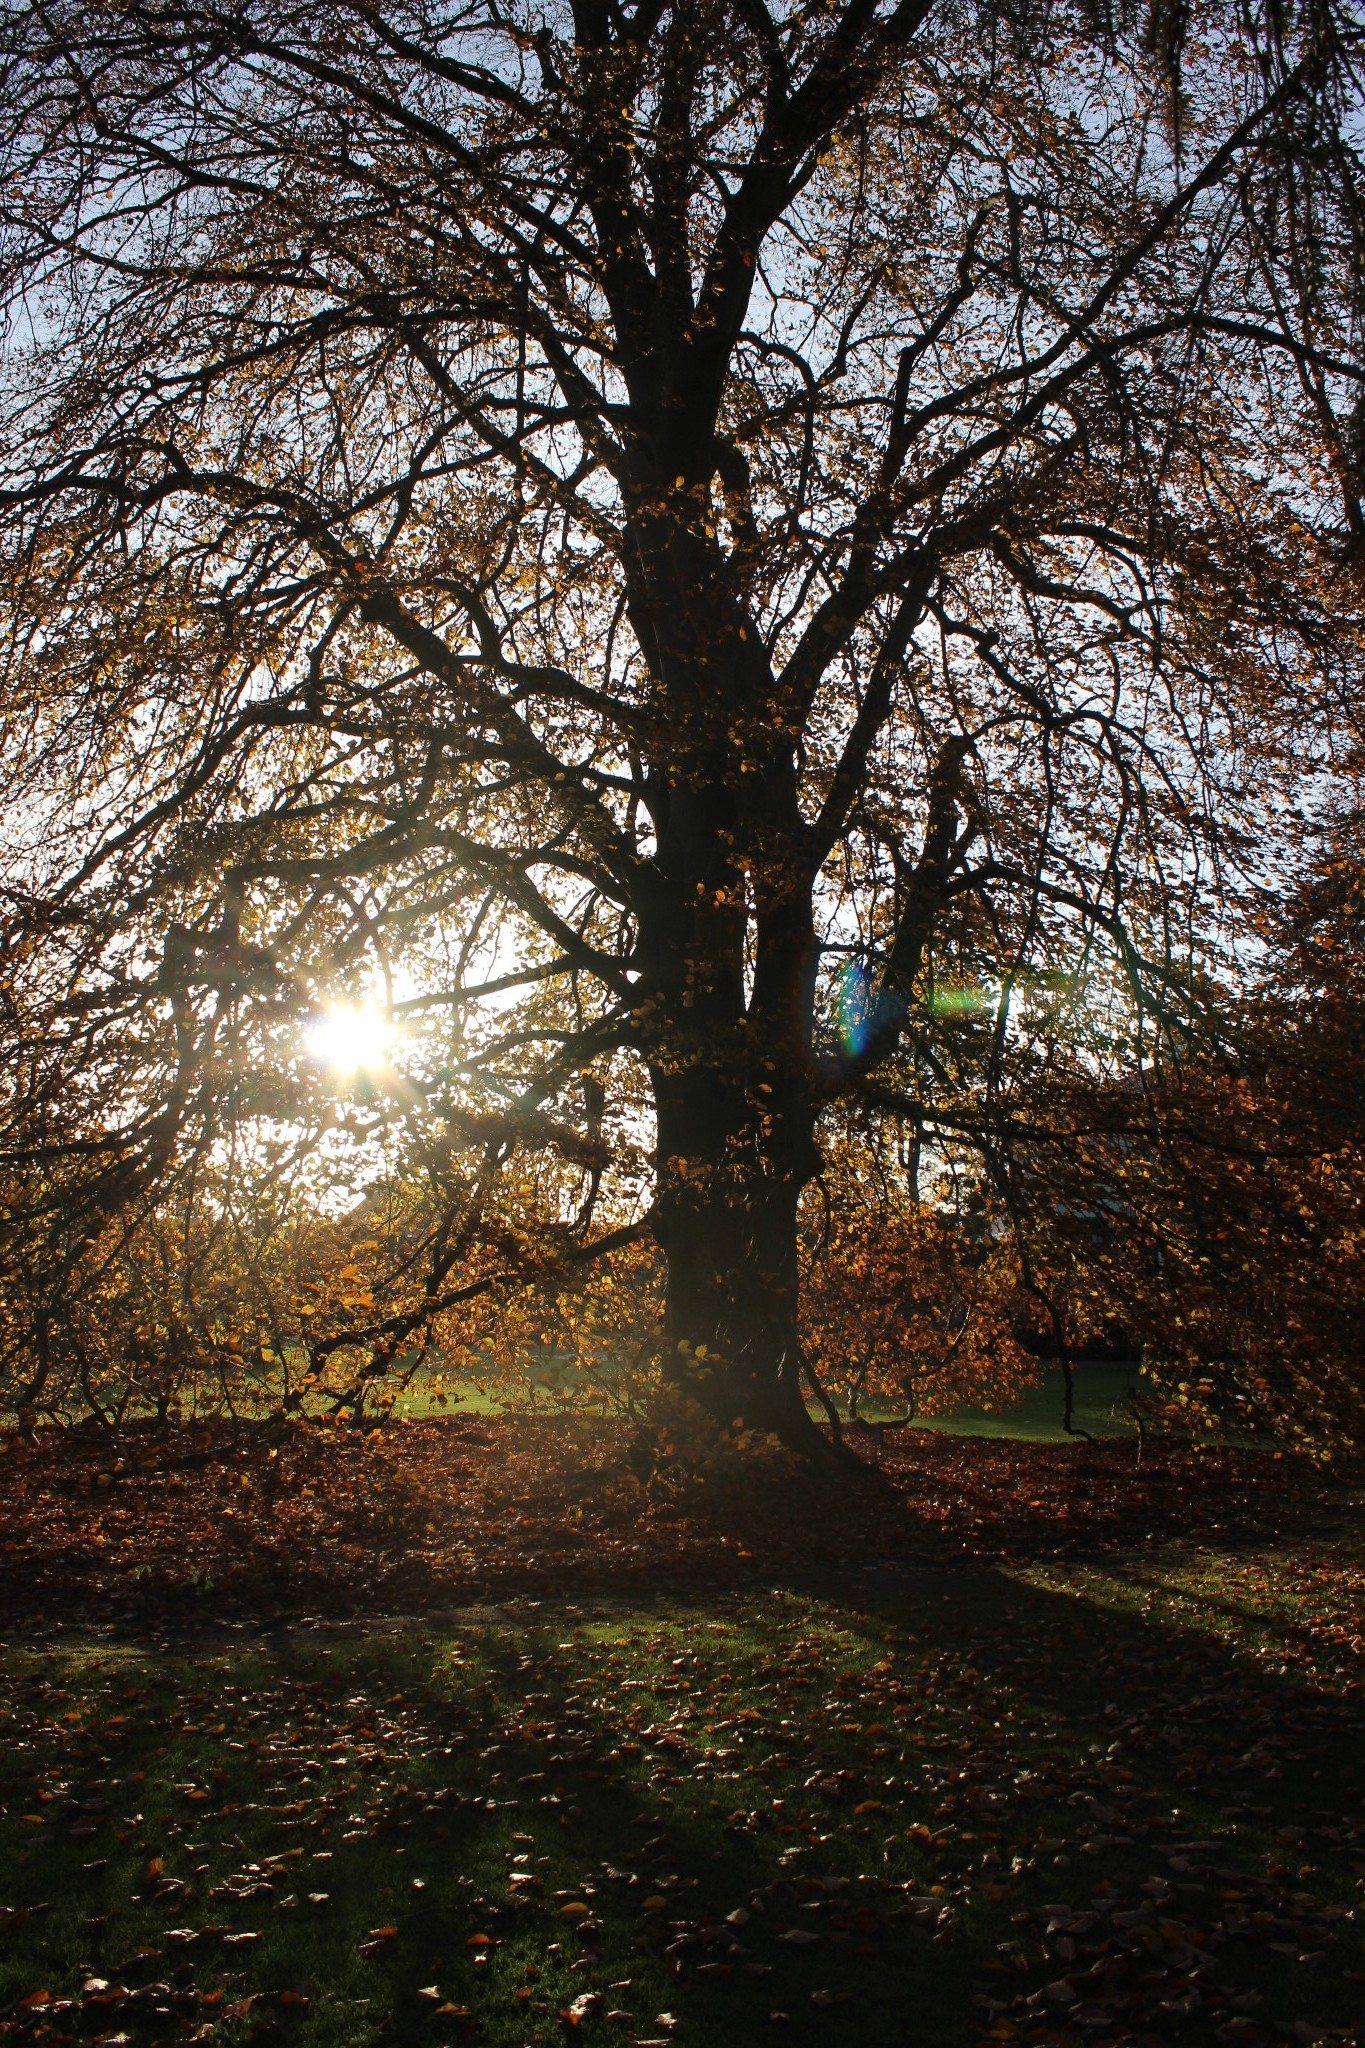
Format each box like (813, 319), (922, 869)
(633, 751), (829, 1453)
(650, 1061), (828, 1454)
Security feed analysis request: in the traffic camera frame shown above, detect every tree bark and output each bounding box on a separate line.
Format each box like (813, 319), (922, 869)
(651, 1060), (827, 1450)
(638, 828), (830, 1453)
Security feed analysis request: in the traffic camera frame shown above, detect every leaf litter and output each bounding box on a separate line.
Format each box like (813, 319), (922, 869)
(0, 1419), (1360, 2045)
(0, 1417), (1356, 1626)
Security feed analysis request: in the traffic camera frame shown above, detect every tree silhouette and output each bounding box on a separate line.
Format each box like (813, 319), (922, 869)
(1, 0), (1362, 1445)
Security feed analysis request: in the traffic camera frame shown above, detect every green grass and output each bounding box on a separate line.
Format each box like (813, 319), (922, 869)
(9, 1360), (1146, 1442)
(816, 1363), (1143, 1439)
(2, 1539), (1362, 2047)
(392, 1365), (1145, 1439)
(906, 1363), (1143, 1441)
(392, 1379), (505, 1421)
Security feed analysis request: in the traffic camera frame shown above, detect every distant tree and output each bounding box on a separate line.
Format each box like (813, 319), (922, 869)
(1, 0), (1362, 1447)
(943, 775), (1365, 1452)
(1116, 783), (1365, 1446)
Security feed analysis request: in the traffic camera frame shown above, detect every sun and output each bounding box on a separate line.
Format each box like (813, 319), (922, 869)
(307, 1003), (394, 1077)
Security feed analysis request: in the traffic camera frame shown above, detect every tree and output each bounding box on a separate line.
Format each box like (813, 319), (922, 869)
(1, 0), (1362, 1448)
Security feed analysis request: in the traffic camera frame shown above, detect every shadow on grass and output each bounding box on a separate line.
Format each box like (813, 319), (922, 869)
(1, 1551), (1361, 2048)
(2, 1416), (1354, 1637)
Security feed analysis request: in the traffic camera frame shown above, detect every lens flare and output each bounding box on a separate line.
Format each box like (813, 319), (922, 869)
(838, 959), (874, 1057)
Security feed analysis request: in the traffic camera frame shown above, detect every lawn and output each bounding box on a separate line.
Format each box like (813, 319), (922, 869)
(390, 1364), (1145, 1441)
(1, 1417), (1363, 2048)
(898, 1364), (1143, 1441)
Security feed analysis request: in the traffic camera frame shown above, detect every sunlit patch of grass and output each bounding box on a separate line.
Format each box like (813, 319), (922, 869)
(1020, 1534), (1365, 1686)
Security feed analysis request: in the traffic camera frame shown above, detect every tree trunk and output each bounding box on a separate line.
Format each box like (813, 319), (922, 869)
(653, 1157), (815, 1445)
(650, 1060), (828, 1455)
(635, 762), (829, 1453)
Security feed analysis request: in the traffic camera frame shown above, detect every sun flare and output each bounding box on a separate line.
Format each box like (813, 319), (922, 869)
(307, 1004), (394, 1076)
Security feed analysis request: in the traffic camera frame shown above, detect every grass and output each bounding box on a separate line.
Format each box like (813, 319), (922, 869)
(1, 1361), (1158, 1445)
(905, 1364), (1142, 1441)
(391, 1365), (1145, 1440)
(2, 1535), (1362, 2048)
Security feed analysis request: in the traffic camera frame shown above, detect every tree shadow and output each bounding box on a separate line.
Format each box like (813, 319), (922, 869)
(2, 1550), (1361, 2048)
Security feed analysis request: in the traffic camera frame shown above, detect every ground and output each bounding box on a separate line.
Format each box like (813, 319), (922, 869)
(0, 1414), (1361, 2048)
